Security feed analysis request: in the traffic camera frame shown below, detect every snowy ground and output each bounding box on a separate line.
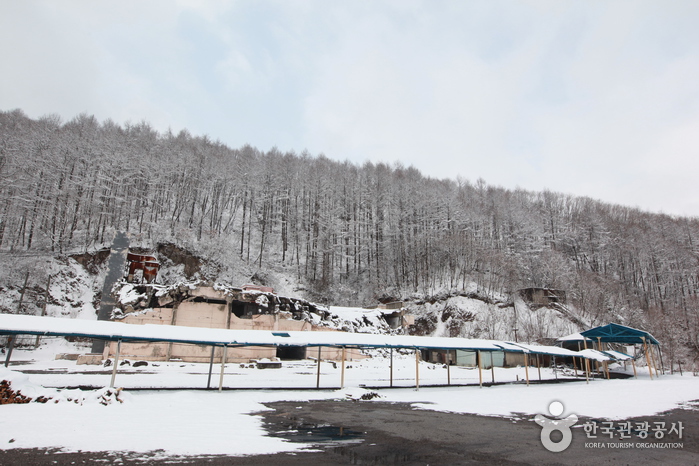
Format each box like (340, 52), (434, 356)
(1, 338), (699, 458)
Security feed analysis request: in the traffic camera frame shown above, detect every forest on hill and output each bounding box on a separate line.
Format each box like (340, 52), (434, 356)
(2, 109), (699, 360)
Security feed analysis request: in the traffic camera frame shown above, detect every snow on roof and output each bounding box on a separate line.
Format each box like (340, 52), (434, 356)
(555, 332), (592, 342)
(0, 313), (505, 351)
(577, 349), (613, 362)
(0, 314), (603, 359)
(507, 342), (583, 358)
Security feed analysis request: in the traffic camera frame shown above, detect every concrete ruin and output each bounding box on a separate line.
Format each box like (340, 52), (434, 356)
(104, 282), (412, 363)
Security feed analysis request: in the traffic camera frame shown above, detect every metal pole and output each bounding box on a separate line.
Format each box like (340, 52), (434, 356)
(477, 351), (483, 388)
(340, 346), (346, 389)
(390, 348), (394, 388)
(583, 339), (590, 383)
(447, 356), (451, 386)
(110, 339), (121, 388)
(490, 352), (495, 384)
(415, 348), (420, 390)
(316, 346), (322, 389)
(4, 336), (15, 368)
(206, 345), (216, 389)
(218, 344), (228, 392)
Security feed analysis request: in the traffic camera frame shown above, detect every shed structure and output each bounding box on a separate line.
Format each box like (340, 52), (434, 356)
(580, 323), (662, 378)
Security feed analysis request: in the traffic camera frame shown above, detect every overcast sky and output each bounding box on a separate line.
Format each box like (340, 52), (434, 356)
(2, 1), (699, 217)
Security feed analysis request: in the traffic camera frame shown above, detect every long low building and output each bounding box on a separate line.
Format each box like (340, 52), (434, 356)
(0, 313), (625, 389)
(1, 313), (591, 359)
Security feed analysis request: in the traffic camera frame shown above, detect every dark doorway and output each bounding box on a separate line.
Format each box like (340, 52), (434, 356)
(276, 346), (307, 360)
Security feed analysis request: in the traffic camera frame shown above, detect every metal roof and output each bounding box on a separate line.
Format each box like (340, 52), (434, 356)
(580, 323), (659, 345)
(0, 314), (598, 359)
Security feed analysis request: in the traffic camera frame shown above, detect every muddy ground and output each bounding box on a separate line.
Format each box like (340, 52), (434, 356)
(1, 400), (698, 465)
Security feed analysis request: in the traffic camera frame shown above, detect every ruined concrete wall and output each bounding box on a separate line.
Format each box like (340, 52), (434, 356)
(106, 306), (367, 363)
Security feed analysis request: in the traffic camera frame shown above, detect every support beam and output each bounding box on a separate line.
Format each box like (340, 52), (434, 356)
(218, 344), (228, 392)
(584, 357), (590, 384)
(415, 348), (420, 390)
(316, 346), (322, 389)
(536, 354), (541, 381)
(110, 339), (122, 388)
(642, 337), (653, 380)
(389, 348), (394, 388)
(477, 350), (483, 388)
(447, 357), (451, 386)
(524, 352), (530, 386)
(602, 341), (610, 379)
(632, 357), (638, 379)
(340, 346), (346, 389)
(650, 344), (660, 377)
(4, 336), (15, 368)
(490, 352), (495, 384)
(206, 345), (216, 389)
(583, 339), (591, 383)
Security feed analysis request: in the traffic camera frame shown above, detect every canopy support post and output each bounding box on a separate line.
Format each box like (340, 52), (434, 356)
(110, 339), (121, 388)
(584, 357), (590, 384)
(524, 352), (530, 386)
(490, 352), (495, 384)
(340, 346), (346, 389)
(477, 351), (483, 388)
(218, 344), (228, 392)
(316, 346), (322, 389)
(583, 339), (591, 382)
(536, 354), (541, 381)
(206, 345), (216, 389)
(642, 337), (653, 380)
(390, 348), (394, 388)
(447, 357), (451, 386)
(649, 344), (660, 377)
(415, 348), (420, 390)
(632, 357), (638, 379)
(4, 336), (15, 368)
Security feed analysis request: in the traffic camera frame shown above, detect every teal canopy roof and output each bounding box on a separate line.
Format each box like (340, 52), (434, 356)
(581, 323), (659, 345)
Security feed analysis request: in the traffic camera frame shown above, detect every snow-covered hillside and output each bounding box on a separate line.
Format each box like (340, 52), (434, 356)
(405, 285), (583, 343)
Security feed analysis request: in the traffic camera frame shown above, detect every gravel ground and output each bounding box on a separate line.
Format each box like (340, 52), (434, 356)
(1, 400), (697, 465)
